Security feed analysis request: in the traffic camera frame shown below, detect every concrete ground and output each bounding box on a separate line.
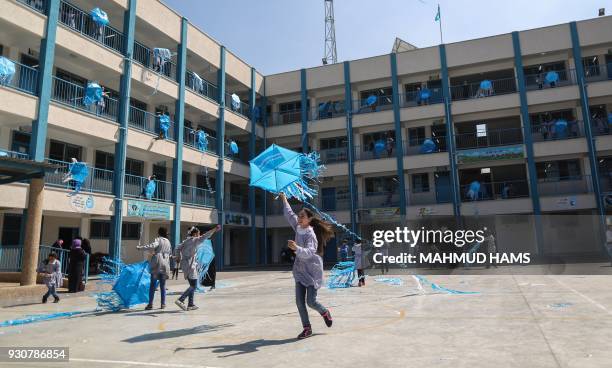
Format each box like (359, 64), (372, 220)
(1, 271), (612, 368)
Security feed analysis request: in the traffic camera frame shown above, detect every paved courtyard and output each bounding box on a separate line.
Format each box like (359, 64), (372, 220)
(1, 270), (612, 368)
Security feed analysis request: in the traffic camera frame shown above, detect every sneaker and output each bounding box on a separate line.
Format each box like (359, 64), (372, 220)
(160, 304), (166, 309)
(53, 296), (60, 303)
(144, 304), (153, 311)
(175, 299), (188, 311)
(209, 286), (215, 291)
(297, 326), (312, 339)
(321, 310), (333, 328)
(187, 305), (199, 311)
(42, 296), (48, 304)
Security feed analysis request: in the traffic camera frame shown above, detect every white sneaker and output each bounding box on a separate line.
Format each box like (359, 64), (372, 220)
(187, 305), (199, 311)
(175, 299), (187, 311)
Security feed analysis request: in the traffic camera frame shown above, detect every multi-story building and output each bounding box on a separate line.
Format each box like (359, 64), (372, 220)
(1, 0), (611, 269)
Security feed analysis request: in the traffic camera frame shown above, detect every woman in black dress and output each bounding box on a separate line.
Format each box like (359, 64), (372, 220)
(68, 238), (86, 292)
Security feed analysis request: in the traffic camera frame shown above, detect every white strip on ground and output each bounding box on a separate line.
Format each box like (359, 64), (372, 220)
(70, 358), (218, 368)
(551, 277), (612, 316)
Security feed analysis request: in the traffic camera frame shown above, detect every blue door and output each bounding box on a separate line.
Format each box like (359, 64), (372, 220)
(322, 187), (336, 211)
(324, 237), (337, 263)
(435, 172), (452, 203)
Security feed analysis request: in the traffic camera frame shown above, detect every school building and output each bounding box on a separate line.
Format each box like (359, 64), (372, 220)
(1, 0), (612, 270)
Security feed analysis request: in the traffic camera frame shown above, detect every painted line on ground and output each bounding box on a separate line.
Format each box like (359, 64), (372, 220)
(551, 277), (612, 316)
(70, 358), (219, 368)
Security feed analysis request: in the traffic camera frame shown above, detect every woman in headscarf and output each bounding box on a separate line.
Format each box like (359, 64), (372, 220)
(68, 238), (87, 293)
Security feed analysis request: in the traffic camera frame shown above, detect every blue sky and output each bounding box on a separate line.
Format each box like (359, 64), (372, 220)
(163, 0), (609, 75)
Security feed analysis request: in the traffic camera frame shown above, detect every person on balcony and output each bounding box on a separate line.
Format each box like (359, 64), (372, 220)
(386, 135), (395, 157)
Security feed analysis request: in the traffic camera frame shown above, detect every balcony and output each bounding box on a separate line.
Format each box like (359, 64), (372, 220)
(400, 89), (444, 108)
(182, 185), (215, 208)
(45, 158), (114, 195)
(460, 179), (529, 202)
(524, 69), (577, 91)
(224, 194), (249, 213)
(58, 0), (125, 54)
(185, 70), (218, 103)
(0, 58), (38, 95)
(128, 106), (174, 140)
(124, 174), (172, 202)
(52, 76), (119, 122)
(360, 191), (401, 209)
(584, 63), (612, 83)
(455, 127), (523, 150)
(226, 93), (250, 119)
(403, 137), (447, 156)
(270, 110), (301, 126)
(538, 176), (593, 197)
(352, 95), (394, 115)
(183, 126), (218, 155)
(450, 77), (517, 101)
(309, 102), (346, 122)
(319, 147), (348, 164)
(17, 0), (46, 14)
(133, 41), (177, 82)
(531, 120), (584, 142)
(354, 145), (396, 161)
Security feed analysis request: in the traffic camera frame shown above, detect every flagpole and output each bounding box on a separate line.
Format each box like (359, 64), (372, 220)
(438, 4), (443, 44)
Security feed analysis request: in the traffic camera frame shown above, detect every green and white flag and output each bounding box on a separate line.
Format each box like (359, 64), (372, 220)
(435, 4), (441, 22)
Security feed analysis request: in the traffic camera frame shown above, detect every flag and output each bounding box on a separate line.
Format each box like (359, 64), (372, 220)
(435, 4), (441, 22)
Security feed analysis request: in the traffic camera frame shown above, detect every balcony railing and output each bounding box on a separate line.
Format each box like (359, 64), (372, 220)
(59, 0), (124, 54)
(360, 191), (401, 209)
(531, 120), (583, 142)
(353, 95), (395, 115)
(460, 179), (529, 201)
(124, 174), (172, 202)
(319, 147), (348, 164)
(52, 76), (119, 122)
(455, 127), (523, 150)
(269, 110), (302, 126)
(450, 77), (517, 101)
(403, 137), (447, 156)
(401, 89), (444, 108)
(226, 93), (251, 119)
(185, 70), (218, 102)
(310, 102), (346, 121)
(128, 106), (175, 140)
(0, 149), (29, 160)
(45, 158), (114, 194)
(224, 194), (249, 213)
(354, 144), (397, 161)
(183, 126), (218, 154)
(537, 175), (593, 197)
(409, 190), (451, 205)
(17, 0), (46, 14)
(182, 185), (215, 208)
(0, 58), (38, 95)
(133, 41), (177, 81)
(224, 142), (248, 163)
(524, 69), (577, 91)
(584, 63), (612, 83)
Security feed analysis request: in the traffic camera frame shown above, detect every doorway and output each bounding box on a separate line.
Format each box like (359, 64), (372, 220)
(58, 227), (80, 250)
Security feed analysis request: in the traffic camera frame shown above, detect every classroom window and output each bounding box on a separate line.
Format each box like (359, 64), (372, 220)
(49, 140), (82, 162)
(125, 158), (144, 177)
(362, 131), (395, 151)
(319, 137), (347, 150)
(536, 160), (581, 181)
(408, 127), (426, 146)
(360, 87), (393, 106)
(95, 151), (114, 171)
(1, 214), (22, 245)
(11, 131), (31, 155)
(412, 173), (430, 193)
(365, 176), (397, 194)
(90, 220), (111, 239)
(122, 223), (141, 240)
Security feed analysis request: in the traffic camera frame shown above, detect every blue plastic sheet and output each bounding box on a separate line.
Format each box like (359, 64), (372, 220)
(0, 311), (90, 328)
(231, 94), (241, 110)
(414, 275), (479, 295)
(112, 261), (151, 308)
(90, 8), (109, 26)
(64, 161), (89, 194)
(553, 119), (568, 138)
(466, 181), (481, 201)
(365, 95), (377, 106)
(419, 88), (431, 100)
(373, 140), (386, 156)
(480, 80), (493, 90)
(144, 179), (156, 200)
(420, 138), (437, 154)
(0, 57), (16, 85)
(83, 82), (103, 107)
(229, 141), (239, 155)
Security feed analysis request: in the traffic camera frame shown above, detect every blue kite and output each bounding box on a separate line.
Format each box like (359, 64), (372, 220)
(195, 239), (215, 291)
(249, 144), (323, 202)
(545, 71), (559, 86)
(0, 57), (16, 85)
(113, 261), (151, 308)
(373, 140), (386, 156)
(229, 140), (239, 155)
(63, 159), (89, 194)
(553, 119), (568, 139)
(158, 114), (170, 139)
(83, 82), (103, 107)
(90, 8), (109, 27)
(365, 95), (377, 107)
(327, 261), (355, 289)
(419, 87), (431, 101)
(480, 80), (493, 91)
(196, 130), (208, 151)
(466, 180), (481, 201)
(420, 138), (438, 154)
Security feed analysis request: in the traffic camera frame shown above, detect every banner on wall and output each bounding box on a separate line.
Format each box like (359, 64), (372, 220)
(127, 200), (171, 220)
(556, 196), (577, 209)
(456, 145), (524, 164)
(70, 194), (95, 213)
(357, 207), (401, 223)
(224, 212), (250, 226)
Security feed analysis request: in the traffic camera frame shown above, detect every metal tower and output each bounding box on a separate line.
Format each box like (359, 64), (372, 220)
(323, 0), (337, 65)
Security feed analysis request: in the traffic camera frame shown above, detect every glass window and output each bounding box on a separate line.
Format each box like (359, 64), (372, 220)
(408, 127), (426, 146)
(536, 159), (581, 181)
(90, 220), (111, 239)
(1, 214), (22, 245)
(362, 131), (395, 151)
(122, 223), (141, 240)
(95, 151), (114, 170)
(125, 158), (144, 177)
(583, 56), (600, 76)
(182, 171), (191, 186)
(153, 164), (167, 181)
(320, 137), (347, 150)
(365, 176), (397, 194)
(279, 100), (302, 113)
(11, 131), (31, 154)
(412, 173), (430, 193)
(48, 140), (82, 162)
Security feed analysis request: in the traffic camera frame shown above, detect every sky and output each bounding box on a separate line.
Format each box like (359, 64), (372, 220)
(163, 0), (610, 75)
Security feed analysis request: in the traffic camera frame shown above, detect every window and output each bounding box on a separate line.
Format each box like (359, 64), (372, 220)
(408, 127), (426, 146)
(279, 100), (302, 114)
(56, 68), (86, 86)
(412, 173), (430, 193)
(524, 61), (566, 76)
(11, 131), (31, 155)
(153, 164), (167, 181)
(122, 223), (141, 240)
(530, 109), (575, 124)
(182, 171), (191, 187)
(583, 56), (600, 77)
(197, 173), (215, 190)
(360, 87), (393, 106)
(536, 160), (582, 181)
(125, 158), (144, 177)
(1, 214), (22, 245)
(48, 140), (82, 162)
(90, 220), (111, 239)
(319, 137), (347, 150)
(365, 176), (397, 194)
(95, 151), (114, 170)
(130, 98), (147, 111)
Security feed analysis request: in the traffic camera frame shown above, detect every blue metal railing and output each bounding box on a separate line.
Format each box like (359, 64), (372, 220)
(133, 41), (177, 81)
(58, 0), (124, 54)
(226, 92), (251, 119)
(353, 144), (397, 161)
(538, 175), (593, 197)
(353, 95), (395, 115)
(524, 69), (577, 91)
(532, 120), (584, 142)
(310, 101), (346, 121)
(455, 127), (523, 150)
(269, 110), (302, 126)
(403, 137), (447, 156)
(51, 76), (119, 122)
(450, 77), (517, 101)
(124, 174), (173, 202)
(0, 58), (39, 95)
(182, 185), (215, 208)
(319, 147), (348, 164)
(183, 126), (218, 154)
(185, 70), (218, 102)
(45, 158), (114, 194)
(460, 179), (530, 201)
(17, 0), (46, 14)
(0, 149), (30, 160)
(401, 88), (444, 108)
(224, 194), (249, 213)
(0, 245), (89, 283)
(224, 141), (248, 163)
(128, 106), (175, 140)
(584, 63), (612, 82)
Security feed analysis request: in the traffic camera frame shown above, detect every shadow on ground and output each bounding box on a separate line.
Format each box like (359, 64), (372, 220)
(123, 323), (234, 343)
(174, 336), (317, 357)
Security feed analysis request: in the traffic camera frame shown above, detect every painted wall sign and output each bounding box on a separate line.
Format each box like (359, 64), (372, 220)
(456, 145), (524, 164)
(224, 212), (250, 226)
(70, 194), (94, 213)
(127, 200), (171, 220)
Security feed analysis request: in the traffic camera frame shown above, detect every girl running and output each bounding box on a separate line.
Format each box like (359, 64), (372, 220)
(280, 193), (334, 339)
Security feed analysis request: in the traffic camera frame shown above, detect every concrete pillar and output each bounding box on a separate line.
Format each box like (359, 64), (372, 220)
(80, 216), (90, 239)
(21, 178), (45, 286)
